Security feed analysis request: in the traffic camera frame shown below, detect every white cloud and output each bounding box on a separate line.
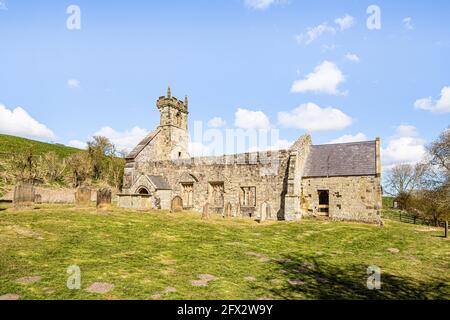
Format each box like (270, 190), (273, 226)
(244, 0), (282, 10)
(67, 79), (80, 89)
(207, 117), (226, 128)
(0, 1), (7, 10)
(235, 108), (271, 130)
(335, 14), (355, 31)
(68, 140), (87, 149)
(402, 17), (414, 30)
(345, 53), (360, 63)
(295, 23), (336, 45)
(327, 133), (368, 144)
(0, 104), (55, 139)
(291, 61), (346, 95)
(278, 103), (353, 132)
(93, 126), (149, 153)
(414, 86), (450, 114)
(296, 14), (354, 45)
(382, 125), (426, 170)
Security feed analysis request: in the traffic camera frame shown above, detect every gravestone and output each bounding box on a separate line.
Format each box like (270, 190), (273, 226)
(224, 202), (232, 218)
(266, 203), (272, 219)
(96, 188), (112, 209)
(34, 194), (42, 205)
(202, 202), (210, 220)
(13, 183), (35, 208)
(260, 202), (268, 222)
(153, 196), (161, 210)
(171, 196), (183, 212)
(75, 186), (92, 206)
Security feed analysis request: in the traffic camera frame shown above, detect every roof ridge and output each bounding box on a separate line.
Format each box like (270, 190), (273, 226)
(313, 140), (376, 147)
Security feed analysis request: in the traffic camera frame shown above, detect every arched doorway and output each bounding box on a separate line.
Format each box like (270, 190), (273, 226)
(137, 187), (150, 195)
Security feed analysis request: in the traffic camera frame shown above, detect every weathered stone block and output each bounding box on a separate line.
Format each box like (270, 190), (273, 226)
(97, 188), (112, 209)
(75, 186), (92, 206)
(13, 183), (35, 208)
(202, 202), (210, 220)
(171, 196), (183, 212)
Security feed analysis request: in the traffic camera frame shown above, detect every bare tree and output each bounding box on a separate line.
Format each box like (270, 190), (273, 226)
(66, 152), (91, 187)
(385, 163), (427, 195)
(38, 152), (67, 184)
(427, 127), (450, 179)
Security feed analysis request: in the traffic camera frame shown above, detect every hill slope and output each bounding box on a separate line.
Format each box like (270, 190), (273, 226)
(0, 134), (81, 158)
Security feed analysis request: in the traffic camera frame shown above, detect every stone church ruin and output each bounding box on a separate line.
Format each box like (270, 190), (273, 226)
(118, 87), (382, 224)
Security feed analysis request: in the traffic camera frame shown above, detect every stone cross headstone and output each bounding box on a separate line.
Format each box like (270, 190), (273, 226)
(171, 196), (183, 212)
(96, 188), (112, 209)
(75, 186), (92, 206)
(202, 202), (210, 220)
(13, 183), (35, 209)
(236, 202), (241, 218)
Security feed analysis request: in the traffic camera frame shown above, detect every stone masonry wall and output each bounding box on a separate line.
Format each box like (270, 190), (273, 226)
(301, 176), (382, 224)
(131, 151), (291, 219)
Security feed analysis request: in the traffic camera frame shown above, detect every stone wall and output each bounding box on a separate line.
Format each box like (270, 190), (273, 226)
(301, 176), (382, 224)
(129, 150), (292, 219)
(1, 187), (111, 204)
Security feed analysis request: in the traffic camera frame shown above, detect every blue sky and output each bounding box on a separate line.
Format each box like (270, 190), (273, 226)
(0, 0), (449, 168)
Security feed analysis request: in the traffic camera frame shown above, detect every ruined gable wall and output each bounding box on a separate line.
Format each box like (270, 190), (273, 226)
(301, 176), (382, 224)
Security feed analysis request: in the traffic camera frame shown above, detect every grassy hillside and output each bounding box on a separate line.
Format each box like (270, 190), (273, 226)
(0, 204), (448, 300)
(0, 134), (81, 158)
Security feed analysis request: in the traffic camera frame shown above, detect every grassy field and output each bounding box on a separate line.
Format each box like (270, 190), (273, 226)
(0, 134), (81, 158)
(0, 204), (448, 300)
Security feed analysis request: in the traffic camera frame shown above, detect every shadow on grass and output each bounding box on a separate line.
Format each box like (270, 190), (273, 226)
(261, 256), (449, 300)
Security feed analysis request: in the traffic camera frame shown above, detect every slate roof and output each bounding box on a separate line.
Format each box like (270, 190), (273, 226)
(303, 141), (377, 178)
(147, 175), (172, 190)
(125, 129), (160, 160)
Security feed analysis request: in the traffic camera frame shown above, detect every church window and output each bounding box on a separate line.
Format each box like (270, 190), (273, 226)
(182, 183), (194, 208)
(209, 182), (224, 207)
(240, 187), (256, 207)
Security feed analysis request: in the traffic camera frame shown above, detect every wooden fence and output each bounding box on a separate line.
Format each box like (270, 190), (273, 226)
(384, 210), (447, 228)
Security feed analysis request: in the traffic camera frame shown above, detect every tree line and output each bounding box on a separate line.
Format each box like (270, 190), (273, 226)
(0, 136), (125, 197)
(384, 128), (450, 224)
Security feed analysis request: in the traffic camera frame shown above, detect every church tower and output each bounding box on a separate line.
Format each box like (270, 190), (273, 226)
(155, 86), (190, 160)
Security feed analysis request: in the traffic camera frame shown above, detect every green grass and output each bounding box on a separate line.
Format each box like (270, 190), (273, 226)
(0, 134), (81, 158)
(0, 204), (449, 300)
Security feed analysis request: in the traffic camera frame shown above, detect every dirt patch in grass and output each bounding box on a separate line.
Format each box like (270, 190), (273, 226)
(7, 226), (44, 240)
(0, 293), (20, 300)
(16, 276), (42, 284)
(86, 282), (114, 294)
(191, 274), (218, 287)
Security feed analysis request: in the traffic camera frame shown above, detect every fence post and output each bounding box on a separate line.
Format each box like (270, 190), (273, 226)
(445, 221), (448, 238)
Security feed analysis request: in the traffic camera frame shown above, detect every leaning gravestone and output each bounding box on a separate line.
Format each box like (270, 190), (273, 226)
(75, 186), (92, 206)
(96, 188), (112, 210)
(171, 196), (183, 212)
(202, 202), (210, 220)
(13, 183), (35, 209)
